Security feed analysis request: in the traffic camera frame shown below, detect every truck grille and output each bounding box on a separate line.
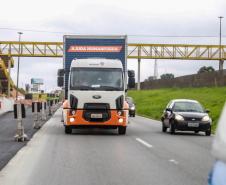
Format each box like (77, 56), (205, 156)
(82, 103), (111, 122)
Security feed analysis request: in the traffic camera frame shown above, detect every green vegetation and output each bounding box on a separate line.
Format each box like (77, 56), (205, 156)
(127, 87), (226, 133)
(160, 73), (174, 79)
(198, 66), (215, 73)
(14, 85), (26, 95)
(3, 91), (12, 97)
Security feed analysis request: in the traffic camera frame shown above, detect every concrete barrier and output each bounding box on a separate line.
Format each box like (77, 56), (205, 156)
(0, 97), (14, 115)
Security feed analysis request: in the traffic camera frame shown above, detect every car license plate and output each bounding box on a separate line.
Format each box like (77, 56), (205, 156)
(188, 123), (199, 127)
(91, 114), (102, 118)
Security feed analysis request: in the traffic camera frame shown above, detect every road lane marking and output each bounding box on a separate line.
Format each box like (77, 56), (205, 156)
(136, 138), (153, 148)
(169, 159), (179, 164)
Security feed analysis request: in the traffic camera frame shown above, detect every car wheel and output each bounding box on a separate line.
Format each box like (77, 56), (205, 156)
(162, 122), (167, 132)
(194, 131), (199, 134)
(65, 126), (72, 134)
(169, 123), (175, 135)
(205, 126), (211, 136)
(118, 126), (126, 135)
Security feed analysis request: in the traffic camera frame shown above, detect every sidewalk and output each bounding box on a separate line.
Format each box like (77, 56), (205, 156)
(0, 106), (56, 170)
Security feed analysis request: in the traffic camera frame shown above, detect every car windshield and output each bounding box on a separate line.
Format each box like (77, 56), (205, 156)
(173, 102), (204, 113)
(127, 98), (134, 105)
(70, 68), (124, 91)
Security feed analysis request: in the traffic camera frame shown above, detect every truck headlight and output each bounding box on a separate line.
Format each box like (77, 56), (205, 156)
(69, 118), (75, 122)
(202, 115), (210, 122)
(175, 114), (184, 121)
(119, 118), (124, 123)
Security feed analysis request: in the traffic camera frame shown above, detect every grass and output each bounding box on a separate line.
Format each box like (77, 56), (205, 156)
(127, 87), (226, 133)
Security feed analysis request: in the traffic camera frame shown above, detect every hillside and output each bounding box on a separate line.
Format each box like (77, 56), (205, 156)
(127, 87), (226, 133)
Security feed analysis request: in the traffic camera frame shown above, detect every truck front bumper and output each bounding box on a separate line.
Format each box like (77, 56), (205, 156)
(64, 109), (128, 127)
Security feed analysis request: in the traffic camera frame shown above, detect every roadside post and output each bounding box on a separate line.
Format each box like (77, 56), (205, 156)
(53, 99), (57, 112)
(48, 100), (52, 116)
(14, 104), (27, 142)
(32, 102), (41, 129)
(40, 102), (46, 121)
(58, 99), (61, 109)
(55, 99), (58, 111)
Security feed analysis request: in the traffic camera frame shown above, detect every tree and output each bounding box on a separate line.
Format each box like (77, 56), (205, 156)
(144, 76), (155, 81)
(160, 73), (174, 79)
(198, 66), (215, 73)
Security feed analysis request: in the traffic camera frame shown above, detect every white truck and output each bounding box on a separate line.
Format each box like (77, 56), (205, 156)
(57, 35), (135, 135)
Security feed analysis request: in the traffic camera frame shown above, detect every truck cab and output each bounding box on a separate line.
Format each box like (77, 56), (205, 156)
(58, 58), (135, 135)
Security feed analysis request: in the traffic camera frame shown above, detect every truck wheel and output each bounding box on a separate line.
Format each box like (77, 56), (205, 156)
(169, 123), (175, 135)
(118, 126), (126, 135)
(65, 126), (72, 134)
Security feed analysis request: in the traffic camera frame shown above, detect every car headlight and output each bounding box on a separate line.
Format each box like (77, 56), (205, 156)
(202, 115), (210, 122)
(131, 106), (135, 110)
(175, 114), (184, 121)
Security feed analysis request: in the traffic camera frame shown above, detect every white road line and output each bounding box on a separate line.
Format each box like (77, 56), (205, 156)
(169, 159), (179, 164)
(136, 138), (153, 148)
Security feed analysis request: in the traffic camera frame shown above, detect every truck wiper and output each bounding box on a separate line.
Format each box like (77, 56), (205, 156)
(79, 86), (95, 90)
(101, 86), (120, 91)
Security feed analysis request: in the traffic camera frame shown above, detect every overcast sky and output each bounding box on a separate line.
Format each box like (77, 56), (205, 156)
(0, 0), (225, 92)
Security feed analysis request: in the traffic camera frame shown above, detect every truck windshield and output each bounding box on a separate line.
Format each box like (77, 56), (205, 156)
(70, 68), (124, 91)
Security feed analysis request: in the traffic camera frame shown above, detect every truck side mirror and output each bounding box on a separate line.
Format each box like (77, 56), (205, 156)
(128, 77), (135, 88)
(57, 69), (66, 76)
(128, 70), (135, 78)
(57, 76), (64, 87)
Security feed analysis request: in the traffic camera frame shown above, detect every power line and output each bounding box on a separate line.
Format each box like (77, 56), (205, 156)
(0, 27), (225, 38)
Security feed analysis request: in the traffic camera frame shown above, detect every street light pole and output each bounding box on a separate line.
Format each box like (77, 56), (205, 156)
(218, 16), (224, 70)
(16, 32), (23, 101)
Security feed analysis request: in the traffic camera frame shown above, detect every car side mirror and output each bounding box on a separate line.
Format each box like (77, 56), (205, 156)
(206, 109), (210, 113)
(166, 108), (172, 113)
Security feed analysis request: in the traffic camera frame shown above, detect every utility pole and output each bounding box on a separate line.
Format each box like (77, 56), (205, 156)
(218, 16), (224, 70)
(16, 32), (23, 101)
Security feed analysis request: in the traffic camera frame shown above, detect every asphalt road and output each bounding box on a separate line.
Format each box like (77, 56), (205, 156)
(0, 108), (215, 185)
(0, 105), (54, 170)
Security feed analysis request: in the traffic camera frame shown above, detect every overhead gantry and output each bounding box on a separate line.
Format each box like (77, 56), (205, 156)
(0, 41), (225, 91)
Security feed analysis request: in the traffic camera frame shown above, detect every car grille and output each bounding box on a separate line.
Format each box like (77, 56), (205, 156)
(184, 118), (202, 121)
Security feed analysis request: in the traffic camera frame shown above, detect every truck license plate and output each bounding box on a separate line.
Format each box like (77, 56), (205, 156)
(188, 123), (199, 127)
(91, 114), (102, 118)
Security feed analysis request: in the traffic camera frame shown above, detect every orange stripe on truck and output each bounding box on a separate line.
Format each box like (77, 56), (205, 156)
(63, 100), (68, 109)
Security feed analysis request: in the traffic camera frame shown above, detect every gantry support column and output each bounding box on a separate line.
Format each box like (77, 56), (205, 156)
(7, 56), (11, 97)
(219, 59), (224, 70)
(137, 58), (141, 90)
